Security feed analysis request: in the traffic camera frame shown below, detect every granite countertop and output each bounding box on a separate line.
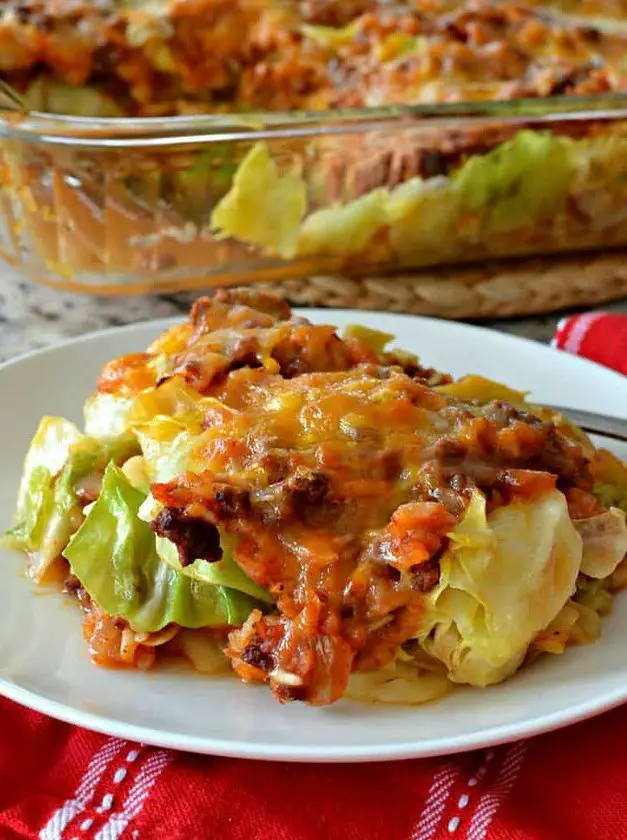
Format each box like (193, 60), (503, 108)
(2, 265), (627, 361)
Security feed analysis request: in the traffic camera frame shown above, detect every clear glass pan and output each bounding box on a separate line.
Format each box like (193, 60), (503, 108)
(2, 95), (627, 295)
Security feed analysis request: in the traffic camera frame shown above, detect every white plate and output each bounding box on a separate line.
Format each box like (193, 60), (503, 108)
(1, 309), (626, 763)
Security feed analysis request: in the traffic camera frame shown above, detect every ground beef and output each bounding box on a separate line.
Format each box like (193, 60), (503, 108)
(151, 507), (223, 566)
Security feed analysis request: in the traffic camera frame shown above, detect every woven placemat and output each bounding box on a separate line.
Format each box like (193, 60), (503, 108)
(261, 250), (627, 319)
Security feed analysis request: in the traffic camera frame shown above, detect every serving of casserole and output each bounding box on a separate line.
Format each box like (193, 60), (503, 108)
(5, 289), (627, 707)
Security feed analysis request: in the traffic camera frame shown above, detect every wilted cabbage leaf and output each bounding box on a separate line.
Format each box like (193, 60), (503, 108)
(86, 377), (212, 484)
(64, 464), (265, 633)
(387, 176), (461, 263)
(593, 449), (627, 515)
(15, 417), (83, 517)
(134, 415), (201, 483)
(297, 189), (388, 257)
(5, 417), (137, 582)
(84, 393), (135, 440)
(84, 376), (204, 441)
(211, 142), (307, 259)
(574, 508), (627, 579)
(419, 489), (583, 685)
(574, 575), (614, 620)
(155, 534), (274, 604)
(345, 658), (451, 706)
(454, 130), (574, 234)
(135, 487), (273, 605)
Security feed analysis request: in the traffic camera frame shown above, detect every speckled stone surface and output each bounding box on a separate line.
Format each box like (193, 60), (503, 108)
(2, 264), (627, 361)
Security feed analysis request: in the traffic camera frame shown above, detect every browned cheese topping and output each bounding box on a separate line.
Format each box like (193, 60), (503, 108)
(1, 1), (625, 115)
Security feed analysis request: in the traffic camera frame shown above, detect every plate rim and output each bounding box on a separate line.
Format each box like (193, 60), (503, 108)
(1, 673), (626, 763)
(1, 308), (626, 762)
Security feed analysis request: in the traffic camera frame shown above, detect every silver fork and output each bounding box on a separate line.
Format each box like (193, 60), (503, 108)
(543, 405), (627, 443)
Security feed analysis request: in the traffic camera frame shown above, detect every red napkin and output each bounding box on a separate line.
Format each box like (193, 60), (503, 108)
(3, 312), (627, 840)
(552, 311), (627, 374)
(2, 696), (626, 840)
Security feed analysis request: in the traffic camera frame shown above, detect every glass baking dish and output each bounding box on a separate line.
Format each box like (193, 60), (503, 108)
(2, 94), (627, 296)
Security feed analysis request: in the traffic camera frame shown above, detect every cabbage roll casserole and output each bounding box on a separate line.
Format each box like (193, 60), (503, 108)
(3, 0), (627, 116)
(5, 1), (627, 286)
(5, 290), (627, 706)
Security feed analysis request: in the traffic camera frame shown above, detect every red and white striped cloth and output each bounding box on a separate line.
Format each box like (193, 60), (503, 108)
(3, 696), (627, 840)
(552, 311), (627, 374)
(3, 311), (627, 840)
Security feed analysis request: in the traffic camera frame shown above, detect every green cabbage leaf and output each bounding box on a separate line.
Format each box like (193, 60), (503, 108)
(63, 464), (267, 632)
